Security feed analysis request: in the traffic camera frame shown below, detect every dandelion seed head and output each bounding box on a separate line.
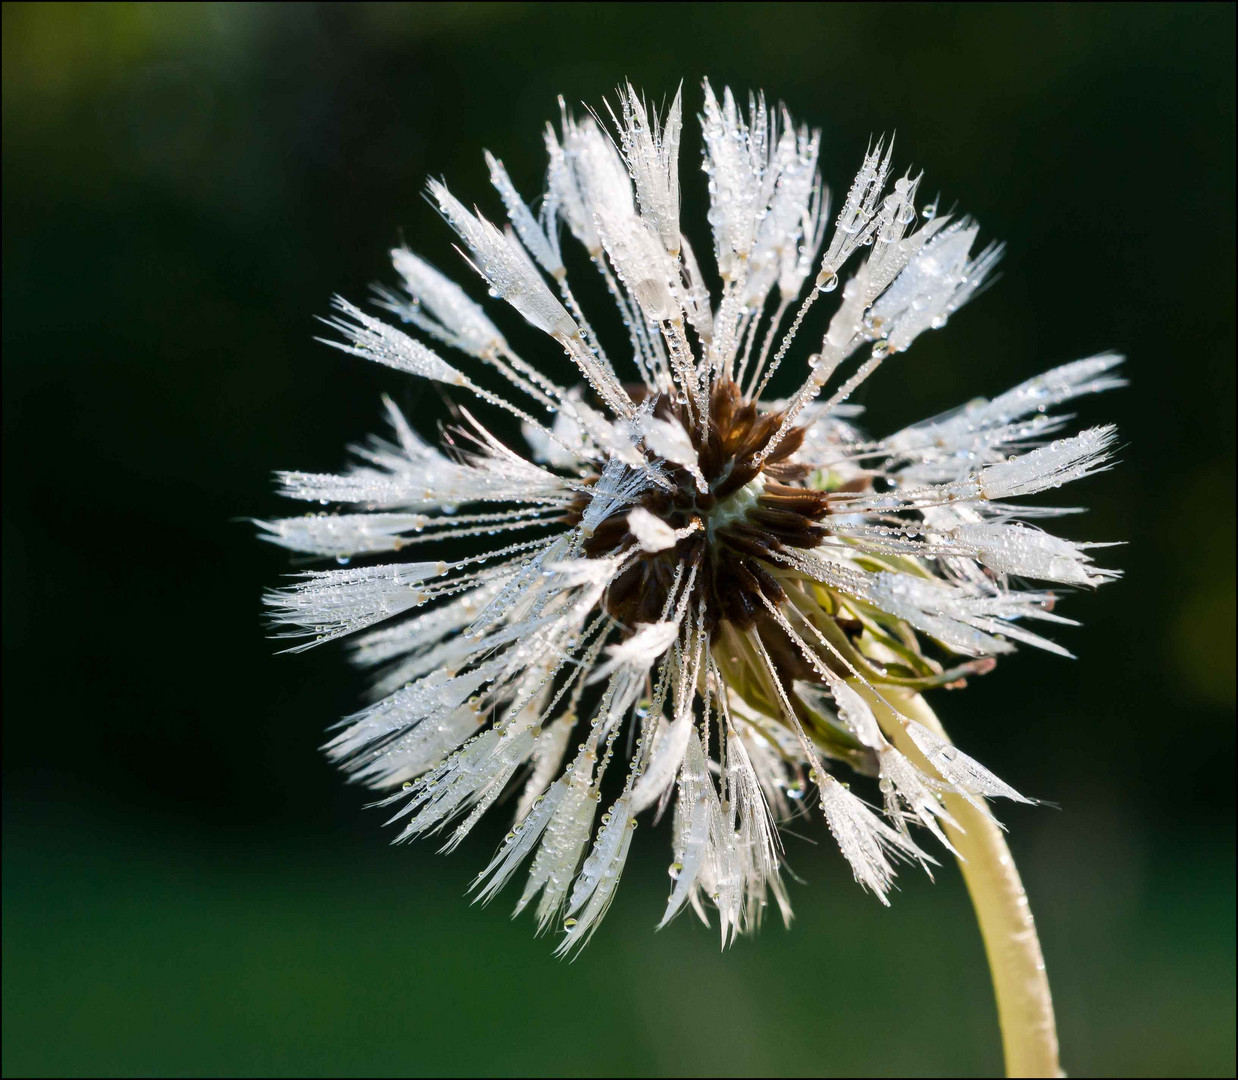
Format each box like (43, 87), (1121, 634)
(261, 82), (1121, 952)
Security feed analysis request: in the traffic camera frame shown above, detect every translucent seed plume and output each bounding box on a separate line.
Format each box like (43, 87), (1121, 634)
(261, 80), (1122, 953)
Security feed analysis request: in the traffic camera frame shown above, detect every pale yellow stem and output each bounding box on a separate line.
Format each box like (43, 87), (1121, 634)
(870, 688), (1062, 1078)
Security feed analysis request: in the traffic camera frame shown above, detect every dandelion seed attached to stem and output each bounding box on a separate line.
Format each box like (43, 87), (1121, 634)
(262, 80), (1122, 1078)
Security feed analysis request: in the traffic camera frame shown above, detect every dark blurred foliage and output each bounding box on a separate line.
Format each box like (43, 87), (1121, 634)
(3, 4), (1234, 1077)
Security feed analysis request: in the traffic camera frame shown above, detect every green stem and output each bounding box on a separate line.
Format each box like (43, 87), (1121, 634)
(875, 689), (1062, 1078)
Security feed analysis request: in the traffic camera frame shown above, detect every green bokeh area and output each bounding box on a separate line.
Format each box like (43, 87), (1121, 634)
(4, 4), (1235, 1077)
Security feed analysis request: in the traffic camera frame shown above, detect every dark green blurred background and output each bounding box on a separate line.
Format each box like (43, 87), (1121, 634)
(3, 4), (1234, 1077)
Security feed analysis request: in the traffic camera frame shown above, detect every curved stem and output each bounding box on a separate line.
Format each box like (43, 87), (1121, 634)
(877, 689), (1062, 1078)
